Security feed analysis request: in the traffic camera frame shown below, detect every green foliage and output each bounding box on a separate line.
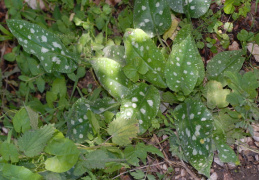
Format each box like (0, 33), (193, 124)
(169, 0), (212, 18)
(124, 28), (167, 88)
(165, 24), (204, 95)
(7, 19), (79, 73)
(107, 115), (139, 146)
(174, 100), (213, 177)
(133, 0), (171, 37)
(2, 0), (258, 179)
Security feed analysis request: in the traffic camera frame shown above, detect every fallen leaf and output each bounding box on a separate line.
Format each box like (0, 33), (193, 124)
(228, 41), (239, 51)
(25, 0), (45, 10)
(247, 43), (259, 62)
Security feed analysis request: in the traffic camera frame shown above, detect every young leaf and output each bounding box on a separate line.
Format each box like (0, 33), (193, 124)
(83, 150), (111, 169)
(174, 100), (213, 177)
(124, 143), (164, 166)
(0, 142), (19, 163)
(25, 105), (38, 130)
(169, 0), (212, 18)
(120, 83), (160, 133)
(225, 71), (259, 99)
(18, 124), (55, 157)
(203, 80), (230, 109)
(91, 57), (132, 100)
(206, 50), (245, 84)
(2, 164), (42, 180)
(124, 28), (167, 88)
(107, 115), (139, 146)
(133, 0), (171, 37)
(44, 131), (80, 173)
(13, 108), (31, 133)
(7, 19), (78, 73)
(165, 24), (204, 95)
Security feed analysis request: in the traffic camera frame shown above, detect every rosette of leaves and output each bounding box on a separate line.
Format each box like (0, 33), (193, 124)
(168, 0), (212, 18)
(165, 24), (204, 95)
(7, 19), (79, 73)
(124, 28), (167, 88)
(174, 100), (214, 177)
(120, 83), (160, 133)
(133, 0), (171, 37)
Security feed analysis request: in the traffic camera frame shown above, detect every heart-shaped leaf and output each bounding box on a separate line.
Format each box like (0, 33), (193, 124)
(133, 0), (171, 37)
(91, 58), (132, 100)
(203, 80), (230, 109)
(120, 83), (160, 133)
(169, 0), (212, 18)
(174, 100), (213, 177)
(7, 19), (79, 73)
(165, 24), (204, 95)
(206, 50), (245, 85)
(124, 28), (167, 88)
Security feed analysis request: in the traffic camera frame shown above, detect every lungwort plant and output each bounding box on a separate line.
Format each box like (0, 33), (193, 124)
(1, 0), (258, 179)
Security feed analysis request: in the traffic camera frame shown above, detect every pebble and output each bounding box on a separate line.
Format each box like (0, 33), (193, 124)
(227, 162), (236, 169)
(181, 169), (186, 176)
(214, 157), (224, 167)
(209, 172), (218, 180)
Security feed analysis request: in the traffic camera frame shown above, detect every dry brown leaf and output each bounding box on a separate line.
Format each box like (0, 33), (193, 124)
(247, 43), (259, 62)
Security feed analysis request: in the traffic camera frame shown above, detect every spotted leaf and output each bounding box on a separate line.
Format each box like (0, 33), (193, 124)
(103, 45), (126, 66)
(174, 100), (213, 177)
(133, 0), (171, 37)
(91, 58), (132, 100)
(165, 24), (204, 95)
(213, 120), (240, 164)
(206, 50), (245, 85)
(67, 97), (119, 143)
(124, 28), (167, 88)
(169, 0), (212, 18)
(120, 83), (160, 134)
(7, 19), (79, 73)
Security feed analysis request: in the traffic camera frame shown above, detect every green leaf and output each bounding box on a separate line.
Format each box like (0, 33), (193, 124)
(237, 29), (254, 42)
(83, 150), (110, 169)
(120, 83), (160, 133)
(2, 164), (42, 180)
(225, 71), (259, 99)
(18, 124), (55, 157)
(7, 19), (78, 73)
(91, 58), (132, 100)
(0, 142), (19, 163)
(25, 106), (38, 130)
(213, 118), (240, 164)
(165, 24), (204, 95)
(174, 100), (213, 177)
(133, 0), (171, 37)
(169, 0), (212, 18)
(44, 131), (80, 173)
(130, 170), (145, 179)
(224, 0), (235, 14)
(124, 28), (167, 88)
(107, 115), (139, 146)
(103, 45), (126, 66)
(36, 77), (45, 93)
(203, 81), (230, 109)
(13, 108), (31, 133)
(124, 143), (164, 166)
(206, 50), (245, 85)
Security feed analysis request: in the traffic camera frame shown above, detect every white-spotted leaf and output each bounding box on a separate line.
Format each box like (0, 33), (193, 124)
(169, 0), (212, 18)
(91, 58), (132, 100)
(206, 50), (245, 84)
(103, 45), (126, 66)
(7, 19), (78, 73)
(165, 24), (204, 95)
(133, 0), (171, 37)
(174, 100), (213, 177)
(124, 28), (167, 88)
(120, 83), (160, 134)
